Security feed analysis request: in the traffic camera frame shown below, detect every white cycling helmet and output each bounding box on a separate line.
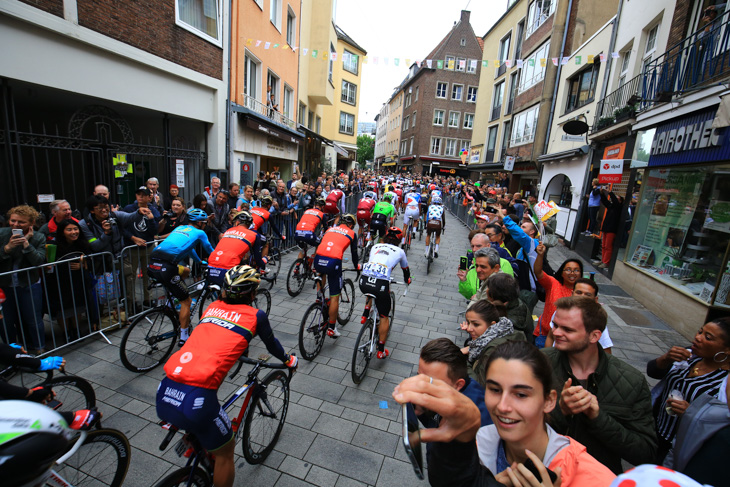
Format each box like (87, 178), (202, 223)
(0, 401), (73, 487)
(432, 195), (443, 205)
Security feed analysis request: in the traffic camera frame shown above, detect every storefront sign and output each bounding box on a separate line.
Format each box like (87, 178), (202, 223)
(603, 142), (626, 160)
(382, 162), (396, 166)
(37, 194), (55, 203)
(504, 156), (515, 171)
(438, 168), (456, 174)
(470, 148), (481, 164)
(599, 159), (624, 183)
(648, 107), (729, 166)
(245, 118), (301, 145)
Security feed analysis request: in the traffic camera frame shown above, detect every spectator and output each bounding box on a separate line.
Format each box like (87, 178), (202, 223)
(476, 340), (616, 486)
(123, 187), (162, 222)
(647, 317), (730, 463)
(586, 178), (602, 235)
(544, 278), (613, 354)
(0, 206), (47, 353)
(228, 183), (240, 208)
(49, 219), (100, 339)
(204, 177), (222, 201)
(545, 296), (657, 473)
(163, 185), (180, 211)
(286, 170), (300, 190)
(79, 195), (135, 258)
(485, 273), (532, 337)
(415, 338), (492, 431)
(498, 172), (509, 189)
(237, 185), (256, 209)
(532, 243), (581, 347)
(272, 180), (288, 215)
(461, 300), (524, 387)
(467, 247), (502, 309)
(122, 188), (159, 308)
(494, 210), (540, 292)
(146, 177), (164, 212)
(38, 200), (77, 244)
(208, 190), (231, 242)
(158, 197), (190, 239)
(192, 193), (212, 215)
(484, 223), (515, 263)
(459, 232), (514, 302)
(593, 190), (623, 269)
(298, 183), (316, 210)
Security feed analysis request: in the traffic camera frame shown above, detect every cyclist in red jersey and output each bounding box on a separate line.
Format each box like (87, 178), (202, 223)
(208, 211), (266, 286)
(394, 187), (403, 214)
(250, 195), (284, 257)
(295, 198), (326, 260)
(157, 265), (297, 487)
(323, 188), (346, 226)
(356, 192), (376, 241)
(314, 214), (360, 338)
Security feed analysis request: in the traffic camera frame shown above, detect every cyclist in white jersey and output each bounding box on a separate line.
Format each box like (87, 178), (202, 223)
(402, 190), (421, 244)
(359, 227), (411, 359)
(425, 196), (446, 258)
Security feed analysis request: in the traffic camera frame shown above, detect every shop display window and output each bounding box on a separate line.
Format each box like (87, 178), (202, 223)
(626, 165), (730, 307)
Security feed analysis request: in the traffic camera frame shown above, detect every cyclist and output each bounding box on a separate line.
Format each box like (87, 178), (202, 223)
(314, 214), (360, 338)
(393, 185), (404, 214)
(157, 265), (297, 487)
(295, 197), (326, 260)
(424, 195), (446, 259)
(323, 186), (346, 227)
(356, 191), (377, 242)
(402, 188), (421, 245)
(250, 195), (285, 251)
(359, 227), (411, 359)
(148, 208), (215, 345)
(208, 211), (265, 287)
(370, 194), (396, 242)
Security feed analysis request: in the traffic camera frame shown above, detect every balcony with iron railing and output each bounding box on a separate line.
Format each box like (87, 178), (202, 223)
(506, 95), (515, 115)
(490, 104), (502, 122)
(243, 94), (297, 131)
(592, 16), (730, 133)
(496, 63), (507, 79)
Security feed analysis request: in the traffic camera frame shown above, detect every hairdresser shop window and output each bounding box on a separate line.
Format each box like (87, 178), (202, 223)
(626, 165), (730, 307)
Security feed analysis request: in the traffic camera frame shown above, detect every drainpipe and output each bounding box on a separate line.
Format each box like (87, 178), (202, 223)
(225, 0), (233, 177)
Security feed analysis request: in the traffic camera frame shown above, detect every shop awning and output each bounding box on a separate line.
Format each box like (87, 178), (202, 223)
(381, 162), (397, 166)
(332, 142), (348, 158)
(400, 155), (416, 161)
(537, 145), (589, 163)
(299, 126), (332, 144)
(466, 163), (503, 170)
(233, 104), (304, 144)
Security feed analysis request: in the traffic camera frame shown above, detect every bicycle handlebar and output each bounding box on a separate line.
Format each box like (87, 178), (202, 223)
(237, 355), (289, 370)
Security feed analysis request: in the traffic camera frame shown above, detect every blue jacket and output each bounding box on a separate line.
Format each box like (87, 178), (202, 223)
(503, 217), (539, 290)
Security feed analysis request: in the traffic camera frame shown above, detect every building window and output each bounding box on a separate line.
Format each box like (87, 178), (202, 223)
(445, 139), (457, 156)
(308, 110), (314, 130)
(267, 71), (279, 106)
(491, 81), (504, 121)
(430, 137), (442, 155)
(486, 126), (498, 161)
(286, 7), (296, 46)
(565, 64), (600, 112)
(409, 137), (414, 153)
(412, 111), (417, 126)
(339, 112), (355, 135)
(501, 120), (511, 153)
(176, 0), (222, 46)
(344, 49), (359, 75)
(618, 49), (631, 87)
(510, 105), (540, 146)
(445, 55), (456, 70)
(415, 87), (419, 101)
(506, 73), (518, 114)
(467, 86), (478, 103)
(244, 53), (260, 102)
(316, 116), (321, 134)
(460, 37), (466, 46)
(460, 140), (471, 151)
(401, 141), (407, 156)
(433, 109), (445, 126)
(643, 24), (660, 73)
(403, 115), (409, 131)
(452, 84), (464, 101)
(448, 111), (460, 128)
(467, 59), (477, 74)
(298, 102), (306, 125)
(283, 85), (294, 119)
(499, 34), (511, 62)
(405, 93), (412, 107)
(329, 43), (336, 82)
(436, 82), (448, 98)
(270, 0), (282, 31)
(341, 80), (357, 105)
(463, 113), (474, 129)
(519, 41), (550, 92)
(526, 0), (556, 37)
(456, 57), (466, 72)
(254, 0), (263, 9)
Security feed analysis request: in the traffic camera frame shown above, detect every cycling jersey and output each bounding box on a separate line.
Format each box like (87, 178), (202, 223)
(427, 205), (445, 222)
(164, 300), (287, 389)
(404, 192), (421, 209)
(357, 198), (376, 224)
(394, 189), (403, 201)
(296, 208), (325, 233)
(251, 207), (283, 239)
(315, 224), (358, 265)
(209, 226), (263, 270)
(383, 191), (398, 203)
(362, 243), (409, 281)
(151, 225), (214, 264)
(372, 202), (396, 219)
(324, 189), (346, 215)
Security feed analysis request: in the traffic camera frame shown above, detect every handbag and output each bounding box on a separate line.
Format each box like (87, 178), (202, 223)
(534, 316), (547, 348)
(96, 270), (121, 303)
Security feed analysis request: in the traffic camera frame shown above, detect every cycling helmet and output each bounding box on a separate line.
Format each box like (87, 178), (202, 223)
(432, 195), (443, 205)
(337, 183), (345, 190)
(234, 210), (254, 227)
(0, 401), (72, 487)
(385, 227), (404, 243)
(341, 214), (356, 227)
(315, 197), (326, 206)
(260, 195), (273, 206)
(223, 265), (260, 301)
(363, 191), (376, 200)
(187, 208), (208, 222)
(383, 193), (393, 202)
(429, 184), (436, 191)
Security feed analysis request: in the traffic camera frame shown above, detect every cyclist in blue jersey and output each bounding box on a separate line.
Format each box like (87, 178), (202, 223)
(148, 209), (215, 345)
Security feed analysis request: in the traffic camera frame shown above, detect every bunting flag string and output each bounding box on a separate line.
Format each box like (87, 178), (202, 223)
(241, 37), (619, 70)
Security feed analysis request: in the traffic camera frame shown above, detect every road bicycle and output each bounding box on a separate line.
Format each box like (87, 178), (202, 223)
(119, 270), (271, 373)
(426, 229), (436, 275)
(153, 355), (293, 487)
(286, 245), (316, 297)
(1, 364), (96, 413)
(403, 218), (416, 254)
(356, 222), (371, 263)
(298, 271), (357, 361)
(417, 213), (425, 240)
(351, 280), (407, 384)
(258, 236), (282, 291)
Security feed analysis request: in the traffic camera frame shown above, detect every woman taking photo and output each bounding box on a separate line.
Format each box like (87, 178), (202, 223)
(157, 197), (189, 239)
(461, 300), (525, 388)
(647, 317), (730, 461)
(532, 243), (582, 346)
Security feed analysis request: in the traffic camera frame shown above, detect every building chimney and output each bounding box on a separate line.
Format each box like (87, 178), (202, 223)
(461, 10), (470, 24)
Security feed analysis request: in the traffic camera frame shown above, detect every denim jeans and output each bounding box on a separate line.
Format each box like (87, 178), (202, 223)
(1, 283), (45, 351)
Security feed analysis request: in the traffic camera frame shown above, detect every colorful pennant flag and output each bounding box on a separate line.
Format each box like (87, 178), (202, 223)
(575, 56), (581, 64)
(599, 53), (607, 62)
(264, 42), (271, 49)
(516, 59), (523, 68)
(552, 58), (558, 66)
(482, 60), (488, 67)
(255, 40), (262, 47)
(587, 55), (594, 63)
(436, 60), (443, 69)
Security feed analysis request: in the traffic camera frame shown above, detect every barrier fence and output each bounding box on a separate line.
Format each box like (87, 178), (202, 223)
(0, 191), (364, 355)
(446, 194), (477, 231)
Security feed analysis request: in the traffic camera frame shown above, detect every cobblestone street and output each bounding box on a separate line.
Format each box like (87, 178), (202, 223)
(55, 210), (688, 486)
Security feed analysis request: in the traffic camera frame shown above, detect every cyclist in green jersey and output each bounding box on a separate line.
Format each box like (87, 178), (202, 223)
(370, 195), (396, 242)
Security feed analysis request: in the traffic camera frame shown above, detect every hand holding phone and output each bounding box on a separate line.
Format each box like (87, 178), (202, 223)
(401, 403), (424, 480)
(459, 256), (468, 271)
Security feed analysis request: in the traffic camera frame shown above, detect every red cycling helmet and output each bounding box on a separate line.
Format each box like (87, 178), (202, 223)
(385, 226), (404, 242)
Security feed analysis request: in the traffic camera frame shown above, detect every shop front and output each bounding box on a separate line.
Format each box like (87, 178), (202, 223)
(398, 155), (416, 174)
(511, 161), (539, 196)
(420, 156), (471, 178)
(613, 106), (730, 338)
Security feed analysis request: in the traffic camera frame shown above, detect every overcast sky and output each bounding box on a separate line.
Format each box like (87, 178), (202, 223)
(335, 0), (510, 124)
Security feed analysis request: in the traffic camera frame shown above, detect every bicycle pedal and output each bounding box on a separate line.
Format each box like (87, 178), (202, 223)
(174, 439), (188, 457)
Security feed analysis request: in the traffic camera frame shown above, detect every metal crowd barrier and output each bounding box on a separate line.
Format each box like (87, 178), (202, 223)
(446, 194), (477, 231)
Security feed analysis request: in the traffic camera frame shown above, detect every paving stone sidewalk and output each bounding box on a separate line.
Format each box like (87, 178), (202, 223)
(51, 209), (689, 486)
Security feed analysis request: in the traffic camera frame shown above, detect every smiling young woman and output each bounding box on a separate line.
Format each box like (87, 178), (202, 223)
(476, 341), (615, 487)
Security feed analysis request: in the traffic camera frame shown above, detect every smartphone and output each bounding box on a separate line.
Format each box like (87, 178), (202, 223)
(522, 458), (558, 483)
(12, 229), (23, 237)
(484, 206), (498, 214)
(401, 403), (424, 480)
(459, 256), (468, 271)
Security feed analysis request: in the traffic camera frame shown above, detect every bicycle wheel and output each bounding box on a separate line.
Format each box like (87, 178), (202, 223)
(298, 302), (326, 360)
(387, 291), (396, 343)
(337, 279), (356, 325)
(120, 308), (178, 373)
(241, 370), (289, 464)
(154, 466), (211, 487)
(252, 288), (271, 316)
(351, 319), (374, 384)
(43, 375), (96, 412)
(52, 428), (131, 487)
(286, 259), (307, 297)
(269, 247), (282, 276)
(197, 288), (220, 321)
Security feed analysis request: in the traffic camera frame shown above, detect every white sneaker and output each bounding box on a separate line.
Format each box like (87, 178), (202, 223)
(327, 327), (341, 338)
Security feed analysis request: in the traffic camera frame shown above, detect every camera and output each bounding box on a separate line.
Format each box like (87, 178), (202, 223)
(165, 211), (175, 219)
(107, 217), (117, 226)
